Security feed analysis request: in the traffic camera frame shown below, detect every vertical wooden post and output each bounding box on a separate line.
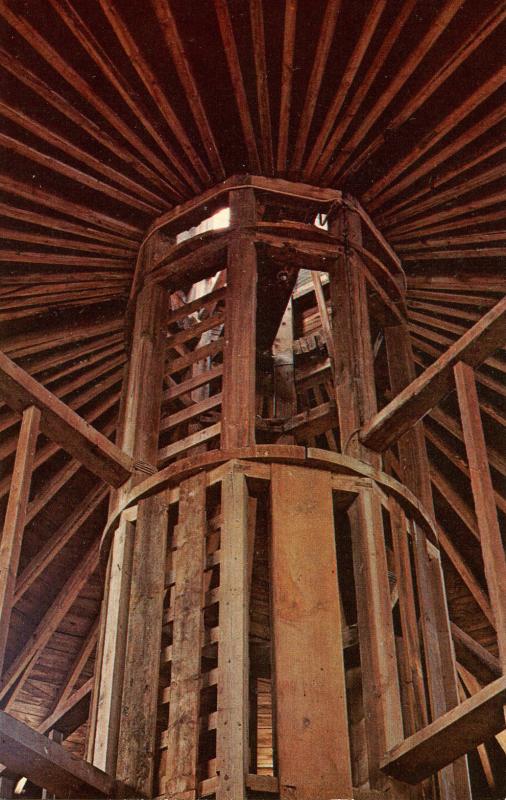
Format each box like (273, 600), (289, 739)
(216, 463), (250, 800)
(330, 206), (404, 792)
(271, 464), (353, 800)
(166, 472), (207, 798)
(329, 205), (379, 468)
(389, 500), (428, 735)
(454, 361), (506, 668)
(87, 511), (135, 773)
(89, 252), (168, 775)
(114, 277), (168, 500)
(221, 188), (257, 448)
(0, 405), (40, 677)
(350, 488), (406, 794)
(385, 323), (472, 800)
(115, 494), (168, 796)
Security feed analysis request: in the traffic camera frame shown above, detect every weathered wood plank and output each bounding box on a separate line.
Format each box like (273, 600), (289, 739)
(115, 495), (168, 796)
(349, 488), (405, 792)
(454, 361), (506, 667)
(0, 349), (133, 486)
(221, 188), (257, 448)
(0, 710), (123, 799)
(329, 206), (380, 467)
(381, 675), (506, 783)
(0, 405), (40, 676)
(385, 322), (472, 800)
(216, 464), (249, 800)
(271, 464), (353, 800)
(89, 513), (135, 774)
(165, 473), (207, 798)
(361, 295), (506, 451)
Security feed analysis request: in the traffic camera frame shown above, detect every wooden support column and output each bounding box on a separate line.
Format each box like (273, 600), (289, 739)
(385, 324), (472, 800)
(166, 472), (207, 798)
(89, 253), (167, 776)
(0, 405), (40, 677)
(350, 488), (406, 794)
(271, 464), (352, 800)
(221, 188), (257, 448)
(389, 500), (428, 736)
(330, 206), (405, 792)
(216, 463), (250, 800)
(454, 361), (506, 668)
(329, 205), (380, 468)
(115, 494), (168, 796)
(87, 512), (134, 773)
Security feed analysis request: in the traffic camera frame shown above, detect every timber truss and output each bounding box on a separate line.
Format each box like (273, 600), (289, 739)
(0, 177), (505, 799)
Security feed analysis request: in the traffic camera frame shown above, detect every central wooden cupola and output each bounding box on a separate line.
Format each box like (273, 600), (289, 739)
(87, 176), (472, 800)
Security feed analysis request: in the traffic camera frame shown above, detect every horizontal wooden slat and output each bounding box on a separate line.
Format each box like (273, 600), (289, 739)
(163, 365), (223, 402)
(158, 422), (221, 466)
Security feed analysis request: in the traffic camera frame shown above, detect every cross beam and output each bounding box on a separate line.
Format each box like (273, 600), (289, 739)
(0, 349), (133, 486)
(360, 295), (506, 451)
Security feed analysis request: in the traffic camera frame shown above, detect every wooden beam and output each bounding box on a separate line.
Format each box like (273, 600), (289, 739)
(165, 472), (206, 797)
(88, 512), (134, 774)
(0, 406), (40, 676)
(454, 361), (506, 667)
(330, 206), (380, 466)
(271, 464), (353, 800)
(39, 677), (93, 738)
(389, 499), (428, 735)
(290, 0), (341, 173)
(0, 350), (133, 486)
(115, 496), (168, 796)
(213, 0), (261, 172)
(97, 0), (206, 191)
(380, 675), (506, 783)
(451, 623), (501, 684)
(250, 0), (274, 174)
(361, 296), (506, 451)
(350, 488), (405, 790)
(221, 188), (257, 448)
(14, 485), (107, 604)
(322, 0), (462, 184)
(276, 0), (296, 172)
(0, 711), (123, 799)
(216, 465), (250, 800)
